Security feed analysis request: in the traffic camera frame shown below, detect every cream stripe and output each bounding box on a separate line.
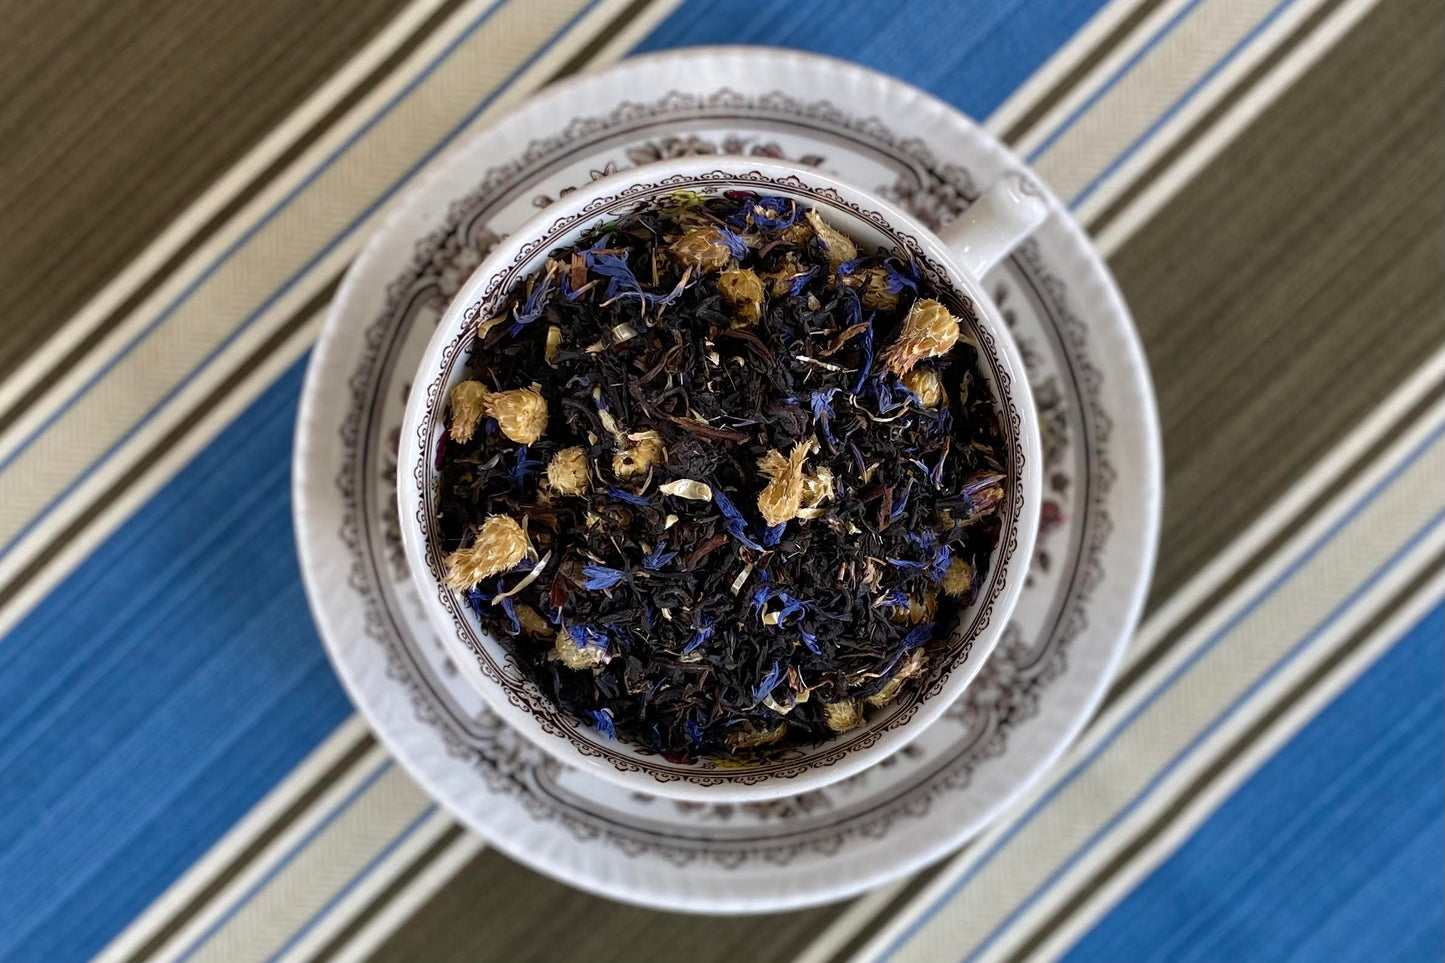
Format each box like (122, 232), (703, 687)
(265, 807), (456, 963)
(855, 402), (1445, 961)
(1093, 0), (1384, 252)
(1027, 569), (1445, 962)
(323, 832), (488, 963)
(1025, 0), (1331, 208)
(0, 0), (456, 422)
(179, 764), (434, 963)
(1063, 0), (1338, 221)
(0, 0), (621, 615)
(793, 881), (911, 963)
(985, 0), (1162, 136)
(92, 716), (372, 963)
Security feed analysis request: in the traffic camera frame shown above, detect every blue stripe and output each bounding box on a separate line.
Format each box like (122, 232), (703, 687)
(0, 0), (607, 568)
(1067, 603), (1444, 962)
(876, 421), (1445, 960)
(261, 803), (437, 963)
(173, 759), (395, 963)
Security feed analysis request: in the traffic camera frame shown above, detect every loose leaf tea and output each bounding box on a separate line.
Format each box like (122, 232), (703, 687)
(433, 190), (1009, 762)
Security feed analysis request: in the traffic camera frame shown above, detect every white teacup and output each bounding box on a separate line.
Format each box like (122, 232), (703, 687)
(398, 157), (1046, 801)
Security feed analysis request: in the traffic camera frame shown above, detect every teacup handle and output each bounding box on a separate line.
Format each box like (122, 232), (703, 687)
(935, 171), (1052, 278)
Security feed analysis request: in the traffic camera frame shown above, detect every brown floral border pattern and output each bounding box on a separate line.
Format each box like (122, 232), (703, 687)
(334, 87), (1114, 865)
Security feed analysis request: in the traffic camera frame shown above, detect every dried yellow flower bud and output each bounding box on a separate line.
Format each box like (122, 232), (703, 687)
(822, 699), (865, 732)
(448, 380), (490, 444)
(671, 228), (733, 272)
(756, 440), (814, 527)
(889, 592), (938, 625)
(613, 431), (665, 480)
(849, 265), (899, 312)
(883, 299), (961, 375)
(902, 368), (945, 408)
(547, 446), (589, 496)
(941, 558), (974, 597)
(443, 515), (531, 590)
(805, 209), (857, 270)
(485, 387), (548, 444)
(800, 467), (834, 509)
(727, 721), (788, 751)
(514, 603), (552, 638)
(718, 267), (765, 324)
(553, 626), (611, 670)
(865, 649), (928, 707)
(764, 252), (808, 297)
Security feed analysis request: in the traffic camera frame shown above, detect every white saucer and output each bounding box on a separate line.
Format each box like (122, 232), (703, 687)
(293, 46), (1161, 913)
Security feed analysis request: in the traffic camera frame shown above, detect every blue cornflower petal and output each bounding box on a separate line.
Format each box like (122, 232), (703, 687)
(607, 487), (652, 507)
(567, 623), (611, 650)
(773, 592), (807, 622)
(898, 624), (934, 652)
(684, 717), (705, 748)
(463, 586), (488, 614)
(642, 541), (678, 570)
(581, 565), (627, 591)
(879, 590), (910, 608)
(836, 256), (866, 278)
(891, 478), (914, 520)
(681, 617), (715, 656)
(586, 250), (641, 300)
(509, 445), (543, 487)
(788, 265), (819, 296)
(712, 485), (763, 550)
(762, 522), (786, 547)
(884, 258), (920, 294)
(749, 196), (800, 228)
(929, 544), (954, 583)
(498, 596), (521, 635)
(851, 320), (875, 396)
(716, 226), (749, 259)
(586, 708), (617, 740)
(752, 661), (783, 703)
(798, 626), (822, 656)
(511, 274), (554, 331)
(886, 557), (927, 571)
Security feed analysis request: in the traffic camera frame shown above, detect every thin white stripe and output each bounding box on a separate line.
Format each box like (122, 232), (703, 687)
(92, 716), (372, 963)
(985, 0), (1162, 136)
(1093, 0), (1385, 253)
(323, 831), (487, 963)
(0, 0), (460, 423)
(854, 400), (1445, 961)
(1025, 570), (1445, 962)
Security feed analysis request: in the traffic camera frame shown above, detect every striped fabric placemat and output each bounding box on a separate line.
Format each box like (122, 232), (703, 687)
(1, 0), (1439, 960)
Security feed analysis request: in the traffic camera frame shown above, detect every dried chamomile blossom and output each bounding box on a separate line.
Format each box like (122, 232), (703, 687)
(865, 648), (928, 707)
(553, 625), (612, 670)
(795, 467), (836, 520)
(727, 721), (788, 751)
(448, 380), (490, 444)
(805, 209), (857, 270)
(889, 592), (937, 626)
(546, 446), (589, 496)
(756, 440), (814, 527)
(941, 558), (974, 597)
(902, 368), (945, 408)
(882, 298), (961, 375)
(846, 264), (899, 312)
(485, 386), (548, 444)
(718, 267), (765, 324)
(514, 603), (552, 637)
(764, 252), (809, 297)
(822, 699), (865, 732)
(613, 431), (666, 480)
(443, 515), (531, 589)
(670, 227), (736, 272)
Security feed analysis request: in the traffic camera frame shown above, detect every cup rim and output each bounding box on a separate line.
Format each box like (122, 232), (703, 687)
(397, 156), (1042, 801)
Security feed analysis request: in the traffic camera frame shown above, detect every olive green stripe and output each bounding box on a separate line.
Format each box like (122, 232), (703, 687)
(0, 0), (473, 439)
(0, 0), (421, 389)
